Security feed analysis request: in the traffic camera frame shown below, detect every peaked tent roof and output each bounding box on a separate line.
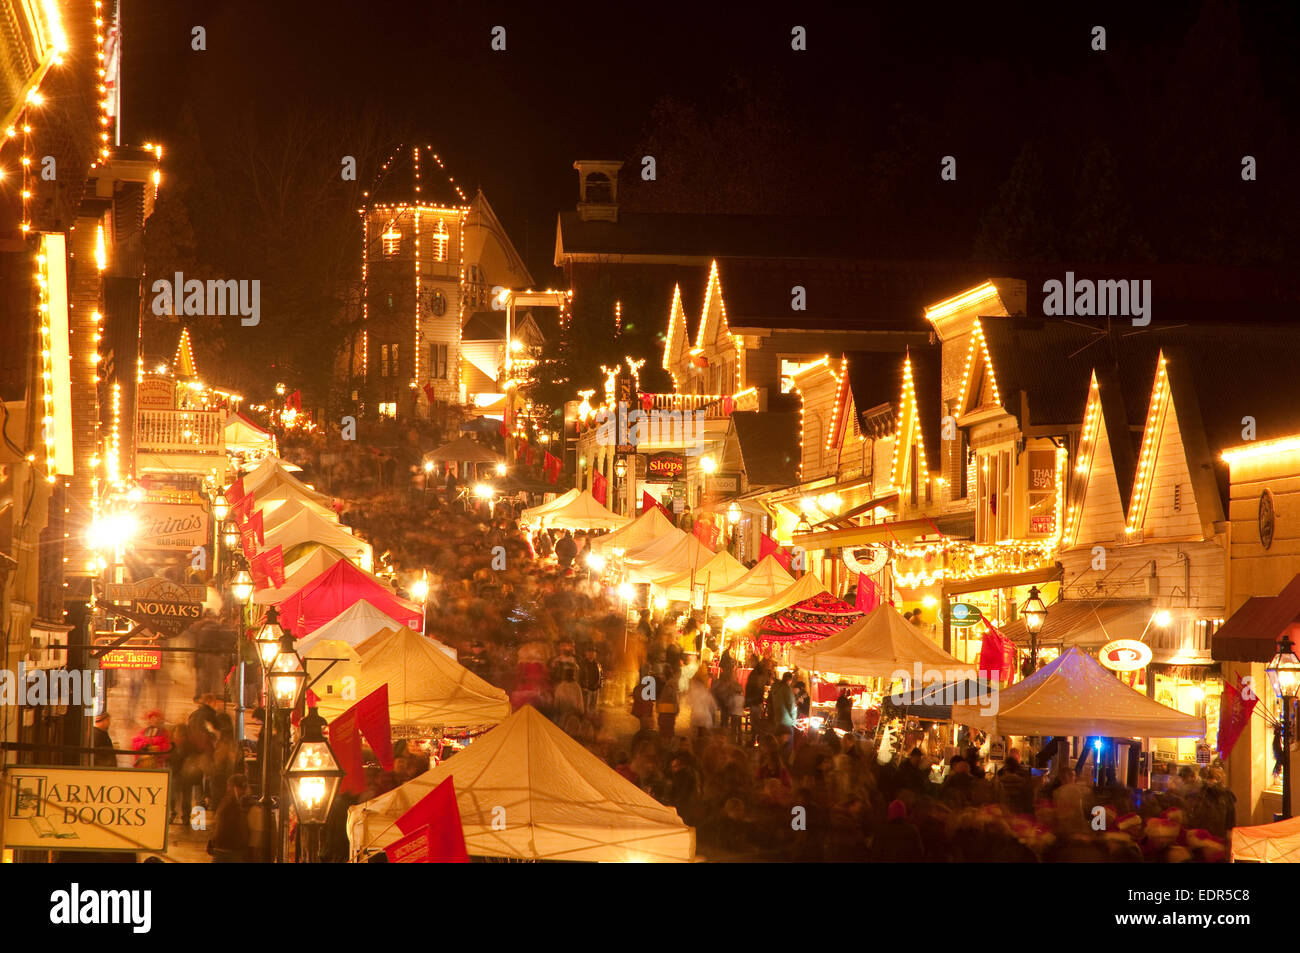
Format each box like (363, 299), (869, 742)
(949, 646), (1205, 737)
(653, 550), (748, 603)
(789, 603), (977, 680)
(295, 599), (407, 657)
(262, 508), (372, 571)
(275, 558), (421, 636)
(536, 489), (629, 531)
(424, 435), (503, 465)
(707, 555), (796, 608)
(257, 487), (337, 531)
(731, 570), (828, 621)
(348, 705), (695, 862)
(520, 488), (580, 524)
(588, 505), (676, 556)
(623, 530), (711, 584)
(253, 545), (348, 605)
(319, 627), (511, 729)
(239, 457), (332, 506)
(223, 411), (276, 454)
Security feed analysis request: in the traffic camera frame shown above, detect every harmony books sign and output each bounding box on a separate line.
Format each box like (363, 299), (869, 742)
(4, 766), (170, 852)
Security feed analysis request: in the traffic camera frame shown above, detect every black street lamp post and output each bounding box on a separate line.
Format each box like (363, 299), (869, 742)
(1267, 634), (1300, 819)
(1020, 586), (1047, 678)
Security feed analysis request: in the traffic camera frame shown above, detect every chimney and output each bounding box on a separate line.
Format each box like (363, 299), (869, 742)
(574, 160), (623, 222)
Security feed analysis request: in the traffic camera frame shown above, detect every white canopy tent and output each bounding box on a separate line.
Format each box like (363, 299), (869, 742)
(790, 603), (978, 680)
(1232, 816), (1300, 863)
(706, 555), (796, 608)
(520, 488), (580, 524)
(256, 486), (336, 532)
(532, 489), (628, 531)
(623, 531), (712, 584)
(295, 599), (407, 657)
(262, 507), (372, 571)
(239, 457), (333, 506)
(588, 506), (676, 556)
(223, 412), (277, 455)
(348, 705), (695, 862)
(317, 627), (510, 729)
(949, 646), (1205, 738)
(730, 571), (829, 621)
(253, 545), (345, 605)
(653, 550), (748, 603)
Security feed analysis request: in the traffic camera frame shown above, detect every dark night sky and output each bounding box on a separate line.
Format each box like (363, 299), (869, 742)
(118, 0), (1300, 281)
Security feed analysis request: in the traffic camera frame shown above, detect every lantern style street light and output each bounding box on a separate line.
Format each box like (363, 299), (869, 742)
(230, 569), (254, 605)
(213, 493), (228, 522)
(615, 457), (627, 481)
(268, 634), (307, 711)
(223, 520), (241, 551)
(285, 706), (344, 862)
(1267, 634), (1300, 819)
(256, 606), (286, 670)
(1021, 586), (1047, 677)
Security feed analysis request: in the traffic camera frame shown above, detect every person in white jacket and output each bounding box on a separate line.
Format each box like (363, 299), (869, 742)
(687, 672), (717, 738)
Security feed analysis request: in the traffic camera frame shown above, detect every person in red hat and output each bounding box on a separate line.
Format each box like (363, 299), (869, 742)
(131, 709), (173, 768)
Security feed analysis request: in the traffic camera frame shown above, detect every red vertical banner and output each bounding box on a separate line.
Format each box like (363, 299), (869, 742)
(592, 471), (608, 505)
(355, 685), (394, 770)
(1217, 679), (1258, 759)
(543, 452), (561, 484)
(327, 708), (365, 794)
(248, 509), (264, 545)
(226, 477), (246, 505)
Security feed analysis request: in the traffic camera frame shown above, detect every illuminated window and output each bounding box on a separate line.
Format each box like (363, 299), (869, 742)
(380, 344), (399, 377)
(430, 343), (449, 380)
(433, 220), (449, 262)
(382, 227), (402, 257)
(378, 402), (397, 419)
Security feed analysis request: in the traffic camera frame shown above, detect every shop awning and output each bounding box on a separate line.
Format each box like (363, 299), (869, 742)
(792, 513), (974, 551)
(1212, 574), (1300, 664)
(996, 598), (1152, 648)
(814, 491), (899, 528)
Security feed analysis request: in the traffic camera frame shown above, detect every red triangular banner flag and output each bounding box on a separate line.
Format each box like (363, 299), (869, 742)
(226, 477), (246, 505)
(543, 451), (561, 485)
(392, 777), (470, 863)
(248, 508), (264, 546)
(592, 471), (608, 505)
(327, 707), (365, 795)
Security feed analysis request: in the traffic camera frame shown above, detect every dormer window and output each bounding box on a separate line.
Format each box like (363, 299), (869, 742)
(584, 172), (612, 204)
(382, 227), (402, 257)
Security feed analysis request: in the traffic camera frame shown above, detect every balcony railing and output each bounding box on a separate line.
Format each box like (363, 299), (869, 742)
(136, 409), (223, 454)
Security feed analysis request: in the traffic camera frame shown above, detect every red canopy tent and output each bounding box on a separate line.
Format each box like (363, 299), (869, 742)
(755, 590), (863, 643)
(275, 559), (422, 636)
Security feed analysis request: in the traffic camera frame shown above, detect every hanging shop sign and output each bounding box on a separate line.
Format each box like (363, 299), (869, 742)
(130, 499), (209, 551)
(104, 577), (205, 638)
(98, 646), (163, 670)
(949, 602), (983, 628)
(137, 377), (176, 410)
(1099, 638), (1153, 673)
(646, 452), (685, 483)
(3, 766), (170, 852)
(711, 472), (741, 494)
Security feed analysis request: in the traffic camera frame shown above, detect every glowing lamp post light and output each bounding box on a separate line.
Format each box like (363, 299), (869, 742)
(230, 569), (254, 605)
(1020, 586), (1047, 678)
(254, 610), (306, 863)
(285, 707), (344, 862)
(256, 606), (287, 671)
(1267, 634), (1300, 819)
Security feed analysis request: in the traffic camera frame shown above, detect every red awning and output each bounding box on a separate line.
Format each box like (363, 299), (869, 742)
(1213, 574), (1300, 664)
(755, 590), (862, 644)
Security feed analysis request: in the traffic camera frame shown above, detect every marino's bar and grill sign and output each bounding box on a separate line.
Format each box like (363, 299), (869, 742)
(3, 767), (170, 852)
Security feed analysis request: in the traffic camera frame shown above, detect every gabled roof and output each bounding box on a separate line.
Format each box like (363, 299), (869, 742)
(732, 411), (800, 487)
(366, 144), (469, 208)
(895, 345), (941, 478)
(976, 319), (1097, 427)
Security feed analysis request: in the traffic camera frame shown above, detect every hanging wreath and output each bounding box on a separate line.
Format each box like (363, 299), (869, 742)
(843, 544), (888, 576)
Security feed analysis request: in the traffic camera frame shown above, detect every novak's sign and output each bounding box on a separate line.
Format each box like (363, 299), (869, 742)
(646, 452), (685, 483)
(4, 766), (170, 852)
(105, 577), (205, 637)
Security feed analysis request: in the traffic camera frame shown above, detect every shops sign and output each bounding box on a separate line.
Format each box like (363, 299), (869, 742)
(646, 452), (685, 483)
(4, 766), (170, 852)
(1099, 638), (1152, 672)
(949, 603), (983, 628)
